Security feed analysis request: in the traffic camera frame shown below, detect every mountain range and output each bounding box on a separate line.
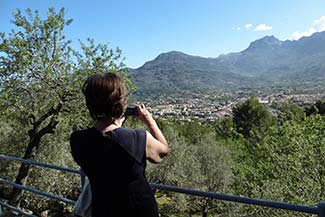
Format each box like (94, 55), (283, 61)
(128, 31), (325, 97)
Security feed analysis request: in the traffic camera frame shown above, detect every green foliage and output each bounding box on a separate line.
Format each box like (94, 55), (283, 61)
(0, 6), (132, 136)
(315, 99), (325, 115)
(0, 118), (29, 180)
(233, 115), (325, 216)
(214, 117), (236, 139)
(232, 97), (275, 138)
(275, 101), (306, 124)
(305, 99), (325, 116)
(146, 121), (233, 216)
(173, 121), (215, 144)
(305, 104), (319, 116)
(0, 7), (131, 213)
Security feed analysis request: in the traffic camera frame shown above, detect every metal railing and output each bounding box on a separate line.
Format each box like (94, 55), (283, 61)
(0, 200), (36, 217)
(0, 154), (324, 216)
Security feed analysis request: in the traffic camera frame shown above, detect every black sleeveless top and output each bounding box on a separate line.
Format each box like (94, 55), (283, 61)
(70, 127), (158, 217)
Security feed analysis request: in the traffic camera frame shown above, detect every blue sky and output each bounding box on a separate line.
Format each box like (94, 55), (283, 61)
(1, 0), (325, 68)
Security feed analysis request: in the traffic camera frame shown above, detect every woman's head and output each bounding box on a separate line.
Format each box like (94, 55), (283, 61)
(82, 73), (128, 120)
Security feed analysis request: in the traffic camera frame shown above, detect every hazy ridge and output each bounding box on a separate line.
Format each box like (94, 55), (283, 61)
(128, 32), (325, 97)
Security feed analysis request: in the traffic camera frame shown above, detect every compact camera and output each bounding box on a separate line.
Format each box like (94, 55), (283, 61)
(125, 107), (138, 116)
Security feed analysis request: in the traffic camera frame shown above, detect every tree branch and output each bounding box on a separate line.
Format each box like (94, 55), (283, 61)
(31, 103), (62, 133)
(52, 31), (57, 59)
(38, 117), (59, 136)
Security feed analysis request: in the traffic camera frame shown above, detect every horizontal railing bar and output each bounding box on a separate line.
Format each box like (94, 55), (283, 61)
(0, 178), (76, 206)
(150, 183), (319, 215)
(0, 154), (80, 174)
(0, 200), (37, 217)
(0, 154), (321, 215)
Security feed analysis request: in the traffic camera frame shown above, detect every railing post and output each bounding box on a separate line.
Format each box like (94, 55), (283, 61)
(319, 201), (325, 217)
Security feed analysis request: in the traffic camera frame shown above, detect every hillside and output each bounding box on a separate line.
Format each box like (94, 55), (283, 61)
(128, 31), (325, 97)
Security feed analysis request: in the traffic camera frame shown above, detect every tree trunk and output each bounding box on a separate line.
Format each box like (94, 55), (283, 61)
(202, 200), (210, 217)
(9, 113), (59, 206)
(9, 134), (42, 206)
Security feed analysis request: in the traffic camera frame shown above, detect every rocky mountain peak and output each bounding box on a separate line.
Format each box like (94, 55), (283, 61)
(246, 35), (282, 51)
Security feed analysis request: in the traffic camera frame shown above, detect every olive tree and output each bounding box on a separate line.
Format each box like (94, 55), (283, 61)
(147, 121), (233, 217)
(0, 7), (131, 207)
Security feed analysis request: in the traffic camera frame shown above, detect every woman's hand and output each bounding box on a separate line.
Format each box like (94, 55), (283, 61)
(136, 104), (155, 127)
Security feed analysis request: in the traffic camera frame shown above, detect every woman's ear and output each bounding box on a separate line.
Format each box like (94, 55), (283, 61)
(112, 102), (123, 118)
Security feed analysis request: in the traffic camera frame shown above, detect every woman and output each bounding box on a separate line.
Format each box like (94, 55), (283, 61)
(70, 73), (169, 217)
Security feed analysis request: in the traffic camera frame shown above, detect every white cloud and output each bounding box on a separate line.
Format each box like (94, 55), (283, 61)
(245, 24), (253, 29)
(314, 16), (325, 31)
(232, 26), (241, 31)
(291, 28), (317, 40)
(254, 24), (273, 31)
(291, 16), (325, 40)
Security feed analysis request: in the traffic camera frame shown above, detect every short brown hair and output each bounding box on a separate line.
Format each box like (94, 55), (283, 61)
(82, 73), (128, 120)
